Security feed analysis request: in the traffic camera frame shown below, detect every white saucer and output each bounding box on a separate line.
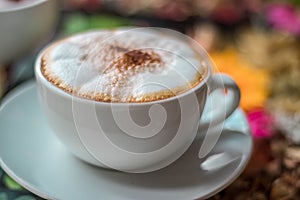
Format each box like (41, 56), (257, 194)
(0, 81), (252, 200)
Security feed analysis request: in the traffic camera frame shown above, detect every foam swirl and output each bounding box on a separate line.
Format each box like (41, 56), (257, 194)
(41, 29), (207, 102)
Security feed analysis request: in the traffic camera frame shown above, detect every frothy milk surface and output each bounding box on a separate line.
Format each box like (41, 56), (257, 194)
(41, 29), (207, 102)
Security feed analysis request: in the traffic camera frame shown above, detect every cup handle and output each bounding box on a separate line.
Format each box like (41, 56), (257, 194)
(198, 73), (241, 158)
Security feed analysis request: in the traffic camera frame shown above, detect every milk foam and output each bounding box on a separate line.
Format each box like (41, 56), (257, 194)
(41, 29), (206, 102)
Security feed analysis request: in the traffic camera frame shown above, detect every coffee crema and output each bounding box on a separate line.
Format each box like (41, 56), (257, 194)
(41, 29), (207, 103)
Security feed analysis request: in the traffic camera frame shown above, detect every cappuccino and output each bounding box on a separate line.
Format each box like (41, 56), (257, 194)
(41, 29), (207, 103)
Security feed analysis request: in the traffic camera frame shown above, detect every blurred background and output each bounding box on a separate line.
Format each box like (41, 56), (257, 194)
(1, 0), (300, 199)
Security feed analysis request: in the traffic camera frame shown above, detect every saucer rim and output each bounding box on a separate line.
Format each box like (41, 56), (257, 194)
(0, 80), (56, 200)
(0, 80), (253, 200)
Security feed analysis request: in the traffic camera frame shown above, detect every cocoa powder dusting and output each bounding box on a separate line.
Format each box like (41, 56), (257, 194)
(104, 49), (162, 74)
(123, 50), (161, 66)
(110, 45), (129, 52)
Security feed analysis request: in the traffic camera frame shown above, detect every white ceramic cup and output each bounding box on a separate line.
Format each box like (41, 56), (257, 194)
(35, 29), (240, 173)
(0, 0), (59, 65)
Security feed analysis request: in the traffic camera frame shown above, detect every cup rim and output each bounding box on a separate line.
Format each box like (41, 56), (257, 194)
(34, 30), (212, 107)
(0, 0), (48, 13)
